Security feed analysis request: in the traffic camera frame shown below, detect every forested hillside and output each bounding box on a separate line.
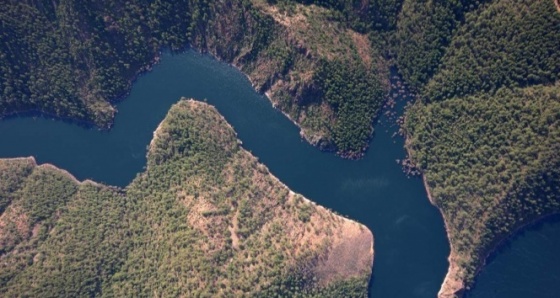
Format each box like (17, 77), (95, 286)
(284, 0), (403, 32)
(403, 0), (560, 297)
(392, 0), (491, 90)
(393, 0), (559, 95)
(2, 0), (560, 297)
(0, 0), (387, 157)
(0, 100), (373, 297)
(405, 84), (560, 297)
(422, 0), (560, 101)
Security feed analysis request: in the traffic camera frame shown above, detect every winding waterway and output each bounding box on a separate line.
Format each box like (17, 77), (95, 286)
(0, 51), (558, 297)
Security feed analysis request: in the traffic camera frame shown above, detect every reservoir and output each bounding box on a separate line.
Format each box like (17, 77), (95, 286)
(0, 51), (557, 297)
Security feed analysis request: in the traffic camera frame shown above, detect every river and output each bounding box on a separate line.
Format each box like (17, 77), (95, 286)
(0, 51), (557, 297)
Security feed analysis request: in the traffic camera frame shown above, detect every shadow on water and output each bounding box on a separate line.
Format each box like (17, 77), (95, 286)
(484, 215), (560, 267)
(467, 214), (560, 298)
(1, 51), (556, 297)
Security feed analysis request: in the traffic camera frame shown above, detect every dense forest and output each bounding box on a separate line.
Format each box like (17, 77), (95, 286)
(391, 0), (492, 90)
(406, 84), (560, 292)
(2, 0), (560, 297)
(0, 0), (387, 157)
(422, 0), (560, 101)
(402, 0), (560, 296)
(0, 100), (373, 297)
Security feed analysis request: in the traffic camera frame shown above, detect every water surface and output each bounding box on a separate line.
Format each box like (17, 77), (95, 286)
(0, 51), (557, 297)
(467, 216), (560, 298)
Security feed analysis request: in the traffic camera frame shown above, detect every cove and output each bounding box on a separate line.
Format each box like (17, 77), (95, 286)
(0, 50), (555, 297)
(466, 215), (560, 298)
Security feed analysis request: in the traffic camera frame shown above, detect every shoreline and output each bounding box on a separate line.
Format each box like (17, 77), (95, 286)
(11, 156), (83, 186)
(403, 124), (560, 298)
(403, 135), (462, 297)
(39, 163), (82, 185)
(224, 50), (381, 160)
(467, 211), (560, 291)
(226, 59), (328, 151)
(0, 50), (163, 131)
(3, 156), (121, 191)
(261, 153), (375, 283)
(148, 99), (375, 287)
(0, 44), (375, 160)
(419, 167), (464, 298)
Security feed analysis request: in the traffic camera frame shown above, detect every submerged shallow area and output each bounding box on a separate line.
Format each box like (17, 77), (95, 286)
(0, 51), (557, 297)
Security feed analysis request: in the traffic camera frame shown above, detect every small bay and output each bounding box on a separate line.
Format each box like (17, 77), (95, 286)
(467, 216), (560, 298)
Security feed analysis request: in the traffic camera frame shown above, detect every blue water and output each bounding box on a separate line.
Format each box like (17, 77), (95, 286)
(467, 216), (560, 298)
(0, 51), (557, 297)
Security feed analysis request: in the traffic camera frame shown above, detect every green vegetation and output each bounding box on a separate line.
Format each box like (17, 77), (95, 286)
(392, 0), (490, 90)
(278, 0), (404, 32)
(2, 0), (560, 296)
(402, 0), (560, 295)
(315, 58), (383, 157)
(0, 99), (373, 297)
(423, 0), (560, 101)
(392, 0), (559, 95)
(406, 84), (560, 289)
(1, 0), (387, 156)
(227, 1), (388, 157)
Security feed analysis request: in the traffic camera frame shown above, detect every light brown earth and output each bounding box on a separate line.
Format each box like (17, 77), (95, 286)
(162, 101), (374, 288)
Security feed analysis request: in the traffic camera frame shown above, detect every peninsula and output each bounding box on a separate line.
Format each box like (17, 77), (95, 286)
(1, 0), (559, 296)
(0, 99), (373, 296)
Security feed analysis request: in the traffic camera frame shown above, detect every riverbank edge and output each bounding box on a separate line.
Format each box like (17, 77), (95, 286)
(0, 45), (362, 158)
(207, 43), (392, 160)
(229, 61), (314, 146)
(0, 53), (163, 131)
(3, 101), (375, 290)
(10, 156), (122, 191)
(148, 99), (375, 287)
(402, 137), (464, 298)
(403, 127), (560, 298)
(2, 3), (389, 160)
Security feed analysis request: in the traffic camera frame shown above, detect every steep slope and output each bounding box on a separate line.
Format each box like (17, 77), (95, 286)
(400, 1), (560, 296)
(393, 0), (559, 96)
(0, 99), (374, 297)
(422, 0), (560, 101)
(405, 84), (560, 297)
(0, 0), (387, 157)
(2, 0), (559, 296)
(392, 0), (491, 90)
